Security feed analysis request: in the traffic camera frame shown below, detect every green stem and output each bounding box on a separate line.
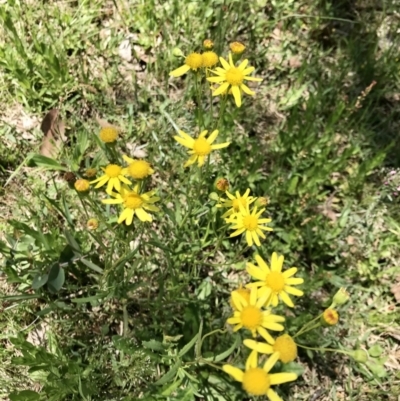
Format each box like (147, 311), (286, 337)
(297, 343), (351, 355)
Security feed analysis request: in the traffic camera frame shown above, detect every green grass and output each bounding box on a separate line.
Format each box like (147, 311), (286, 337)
(1, 0), (400, 400)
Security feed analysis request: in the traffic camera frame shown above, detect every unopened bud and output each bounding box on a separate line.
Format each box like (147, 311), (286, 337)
(203, 39), (214, 50)
(172, 47), (184, 57)
(87, 218), (99, 231)
(331, 287), (350, 308)
(255, 196), (269, 208)
(229, 41), (246, 55)
(322, 308), (339, 326)
(215, 178), (229, 192)
(352, 349), (368, 363)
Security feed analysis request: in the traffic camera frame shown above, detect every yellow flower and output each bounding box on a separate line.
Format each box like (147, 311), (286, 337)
(227, 205), (272, 247)
(230, 41), (246, 55)
(90, 164), (131, 194)
(99, 127), (118, 143)
(123, 155), (154, 180)
(74, 179), (90, 192)
(174, 129), (230, 168)
(322, 308), (339, 326)
(227, 287), (285, 344)
(217, 188), (256, 218)
(202, 51), (219, 68)
(102, 184), (160, 224)
(244, 334), (298, 364)
(207, 53), (262, 107)
(223, 350), (297, 398)
(170, 52), (203, 77)
(246, 253), (304, 308)
(203, 39), (214, 49)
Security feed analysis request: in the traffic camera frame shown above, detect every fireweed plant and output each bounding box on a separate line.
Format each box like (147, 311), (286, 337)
(0, 40), (370, 400)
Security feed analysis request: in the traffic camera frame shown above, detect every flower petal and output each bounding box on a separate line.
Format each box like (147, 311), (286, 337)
(206, 129), (219, 144)
(246, 263), (266, 281)
(286, 277), (304, 285)
(207, 76), (227, 83)
(117, 208), (131, 224)
(174, 135), (194, 149)
(170, 64), (191, 77)
(222, 365), (244, 382)
(243, 339), (274, 354)
(230, 228), (246, 237)
(280, 291), (294, 307)
(184, 154), (198, 167)
(238, 59), (249, 70)
(231, 85), (242, 107)
(122, 155), (134, 164)
(251, 231), (261, 246)
(271, 252), (284, 272)
(244, 76), (263, 82)
(284, 286), (304, 296)
(242, 66), (254, 74)
(269, 372), (298, 385)
(246, 350), (258, 370)
(257, 327), (274, 344)
(263, 352), (280, 373)
(220, 56), (230, 70)
(240, 83), (255, 96)
(136, 207), (152, 222)
(211, 142), (230, 150)
(282, 267), (298, 278)
(266, 389), (283, 401)
(245, 230), (253, 246)
(255, 255), (270, 273)
(213, 82), (230, 96)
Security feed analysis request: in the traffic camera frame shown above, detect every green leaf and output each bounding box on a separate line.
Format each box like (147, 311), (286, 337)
(281, 361), (305, 377)
(154, 360), (181, 385)
(64, 230), (81, 253)
(178, 332), (199, 357)
(70, 293), (106, 304)
(80, 258), (103, 273)
(142, 340), (165, 352)
(204, 334), (241, 362)
(27, 154), (67, 171)
(31, 273), (48, 290)
(161, 377), (183, 396)
(47, 263), (65, 293)
(368, 344), (384, 357)
(287, 175), (299, 195)
(9, 390), (40, 401)
(366, 358), (387, 378)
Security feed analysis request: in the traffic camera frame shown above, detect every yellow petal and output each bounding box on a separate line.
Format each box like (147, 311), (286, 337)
(266, 389), (283, 401)
(280, 291), (294, 307)
(222, 365), (244, 382)
(213, 82), (230, 96)
(231, 85), (242, 107)
(174, 135), (194, 149)
(269, 372), (298, 385)
(206, 129), (219, 144)
(284, 286), (304, 297)
(229, 228), (246, 237)
(122, 155), (135, 164)
(263, 352), (280, 373)
(246, 263), (266, 281)
(271, 252), (284, 272)
(245, 230), (253, 246)
(238, 59), (249, 70)
(207, 76), (227, 83)
(219, 56), (230, 70)
(244, 76), (263, 82)
(170, 64), (191, 77)
(245, 350), (258, 370)
(286, 277), (304, 285)
(242, 66), (254, 74)
(240, 83), (255, 96)
(252, 231), (261, 246)
(136, 208), (152, 222)
(257, 327), (275, 344)
(211, 142), (230, 150)
(283, 267), (298, 278)
(118, 208), (131, 224)
(243, 339), (274, 354)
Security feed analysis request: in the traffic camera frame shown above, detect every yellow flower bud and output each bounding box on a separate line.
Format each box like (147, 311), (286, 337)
(255, 196), (269, 208)
(322, 308), (339, 326)
(215, 178), (229, 192)
(86, 218), (99, 231)
(331, 287), (350, 307)
(74, 179), (90, 192)
(229, 41), (246, 55)
(203, 39), (214, 50)
(84, 168), (97, 178)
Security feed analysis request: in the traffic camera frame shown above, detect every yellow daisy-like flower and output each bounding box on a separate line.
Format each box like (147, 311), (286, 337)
(202, 51), (219, 68)
(227, 204), (273, 247)
(90, 164), (131, 195)
(174, 129), (230, 168)
(170, 52), (203, 77)
(227, 287), (285, 344)
(122, 155), (154, 180)
(217, 188), (256, 218)
(99, 127), (118, 143)
(223, 350), (297, 398)
(246, 253), (304, 308)
(102, 184), (160, 224)
(244, 334), (298, 364)
(207, 53), (262, 107)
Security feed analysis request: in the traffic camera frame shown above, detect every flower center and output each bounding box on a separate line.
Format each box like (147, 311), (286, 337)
(243, 215), (258, 231)
(105, 164), (122, 178)
(193, 137), (212, 156)
(242, 368), (270, 396)
(240, 305), (262, 330)
(273, 334), (298, 363)
(226, 67), (244, 86)
(124, 193), (143, 209)
(99, 127), (118, 143)
(185, 52), (203, 70)
(202, 51), (218, 68)
(265, 271), (285, 292)
(128, 160), (152, 179)
(232, 196), (247, 211)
